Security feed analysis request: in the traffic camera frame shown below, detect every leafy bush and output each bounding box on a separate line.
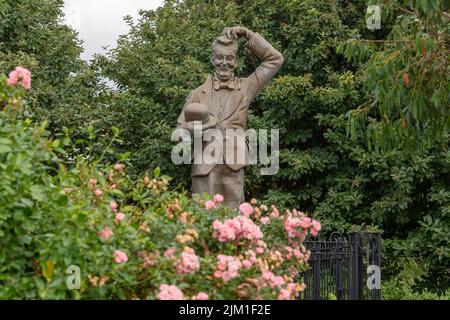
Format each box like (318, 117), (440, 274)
(0, 74), (320, 299)
(382, 257), (450, 300)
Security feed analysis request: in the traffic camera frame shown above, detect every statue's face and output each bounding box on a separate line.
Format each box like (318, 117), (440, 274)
(212, 44), (236, 81)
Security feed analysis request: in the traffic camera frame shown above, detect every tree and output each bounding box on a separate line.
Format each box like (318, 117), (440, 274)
(0, 0), (106, 136)
(338, 0), (449, 150)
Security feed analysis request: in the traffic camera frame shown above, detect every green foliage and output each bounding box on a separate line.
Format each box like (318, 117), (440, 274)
(0, 80), (315, 299)
(382, 257), (450, 300)
(0, 0), (107, 139)
(1, 0), (448, 297)
(92, 0), (449, 293)
(338, 0), (450, 150)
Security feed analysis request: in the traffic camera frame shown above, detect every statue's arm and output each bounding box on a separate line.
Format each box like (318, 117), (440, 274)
(243, 30), (284, 102)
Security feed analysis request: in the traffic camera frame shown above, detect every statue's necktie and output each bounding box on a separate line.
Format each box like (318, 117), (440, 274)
(214, 79), (235, 91)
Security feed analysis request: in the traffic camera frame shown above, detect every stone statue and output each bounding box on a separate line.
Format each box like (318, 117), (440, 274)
(176, 26), (284, 209)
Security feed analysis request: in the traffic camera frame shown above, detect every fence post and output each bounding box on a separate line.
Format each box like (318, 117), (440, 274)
(350, 232), (361, 300)
(350, 231), (382, 300)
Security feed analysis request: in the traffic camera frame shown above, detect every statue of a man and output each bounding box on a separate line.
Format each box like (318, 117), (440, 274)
(177, 27), (284, 209)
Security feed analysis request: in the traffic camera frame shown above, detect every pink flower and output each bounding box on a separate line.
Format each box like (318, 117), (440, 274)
(271, 276), (285, 288)
(114, 163), (124, 171)
(262, 271), (274, 281)
(115, 212), (125, 222)
(7, 66), (31, 90)
(88, 178), (97, 187)
(98, 227), (113, 240)
(256, 247), (264, 254)
(94, 188), (103, 197)
(195, 292), (209, 300)
(299, 217), (312, 229)
(110, 201), (118, 211)
(278, 289), (291, 300)
(311, 219), (321, 237)
(212, 216), (263, 243)
(164, 247), (177, 258)
(180, 212), (188, 224)
(284, 216), (306, 239)
(176, 247), (200, 274)
(242, 259), (252, 269)
(63, 187), (73, 194)
(260, 217), (270, 225)
(270, 205), (280, 218)
(113, 250), (128, 263)
(239, 202), (254, 217)
(7, 72), (18, 86)
(214, 255), (242, 282)
(213, 194), (224, 203)
(205, 200), (215, 210)
(157, 284), (184, 300)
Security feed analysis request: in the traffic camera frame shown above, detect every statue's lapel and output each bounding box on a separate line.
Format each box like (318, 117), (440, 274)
(221, 81), (244, 121)
(198, 76), (218, 117)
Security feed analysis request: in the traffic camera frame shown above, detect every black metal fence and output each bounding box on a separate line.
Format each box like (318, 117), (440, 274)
(298, 232), (381, 300)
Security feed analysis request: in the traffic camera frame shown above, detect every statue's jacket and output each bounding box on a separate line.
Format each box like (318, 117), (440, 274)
(177, 32), (284, 177)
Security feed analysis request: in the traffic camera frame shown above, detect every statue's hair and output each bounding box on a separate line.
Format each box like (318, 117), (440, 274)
(211, 35), (238, 54)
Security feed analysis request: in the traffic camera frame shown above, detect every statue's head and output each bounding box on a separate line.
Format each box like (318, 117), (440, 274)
(211, 35), (238, 82)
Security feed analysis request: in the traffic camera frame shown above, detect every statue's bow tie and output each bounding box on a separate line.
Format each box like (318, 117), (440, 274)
(214, 79), (235, 91)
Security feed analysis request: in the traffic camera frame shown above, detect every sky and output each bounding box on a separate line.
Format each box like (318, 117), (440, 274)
(63, 0), (164, 61)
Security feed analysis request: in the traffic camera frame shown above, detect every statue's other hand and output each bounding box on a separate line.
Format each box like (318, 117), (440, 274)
(221, 27), (250, 40)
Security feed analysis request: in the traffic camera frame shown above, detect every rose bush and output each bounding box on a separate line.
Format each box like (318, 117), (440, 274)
(0, 70), (320, 299)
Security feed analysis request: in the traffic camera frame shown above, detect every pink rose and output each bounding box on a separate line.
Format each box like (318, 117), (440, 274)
(299, 217), (312, 229)
(94, 188), (103, 197)
(98, 227), (113, 240)
(271, 276), (285, 288)
(242, 259), (252, 269)
(7, 66), (31, 89)
(88, 179), (97, 187)
(113, 250), (128, 263)
(114, 163), (124, 171)
(175, 247), (200, 274)
(163, 247), (177, 258)
(110, 201), (118, 211)
(262, 271), (274, 281)
(180, 212), (188, 224)
(278, 289), (291, 300)
(239, 202), (254, 217)
(7, 71), (18, 86)
(205, 200), (215, 210)
(260, 217), (270, 225)
(63, 187), (73, 194)
(213, 194), (224, 203)
(115, 212), (125, 222)
(311, 219), (321, 237)
(157, 284), (184, 300)
(195, 292), (209, 300)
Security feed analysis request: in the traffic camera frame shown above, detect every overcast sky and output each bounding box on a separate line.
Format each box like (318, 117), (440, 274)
(63, 0), (164, 60)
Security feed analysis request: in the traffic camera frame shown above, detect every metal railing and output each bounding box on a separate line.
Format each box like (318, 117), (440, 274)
(299, 232), (382, 300)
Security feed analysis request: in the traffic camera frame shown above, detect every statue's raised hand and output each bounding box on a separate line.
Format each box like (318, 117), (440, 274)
(221, 27), (251, 40)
